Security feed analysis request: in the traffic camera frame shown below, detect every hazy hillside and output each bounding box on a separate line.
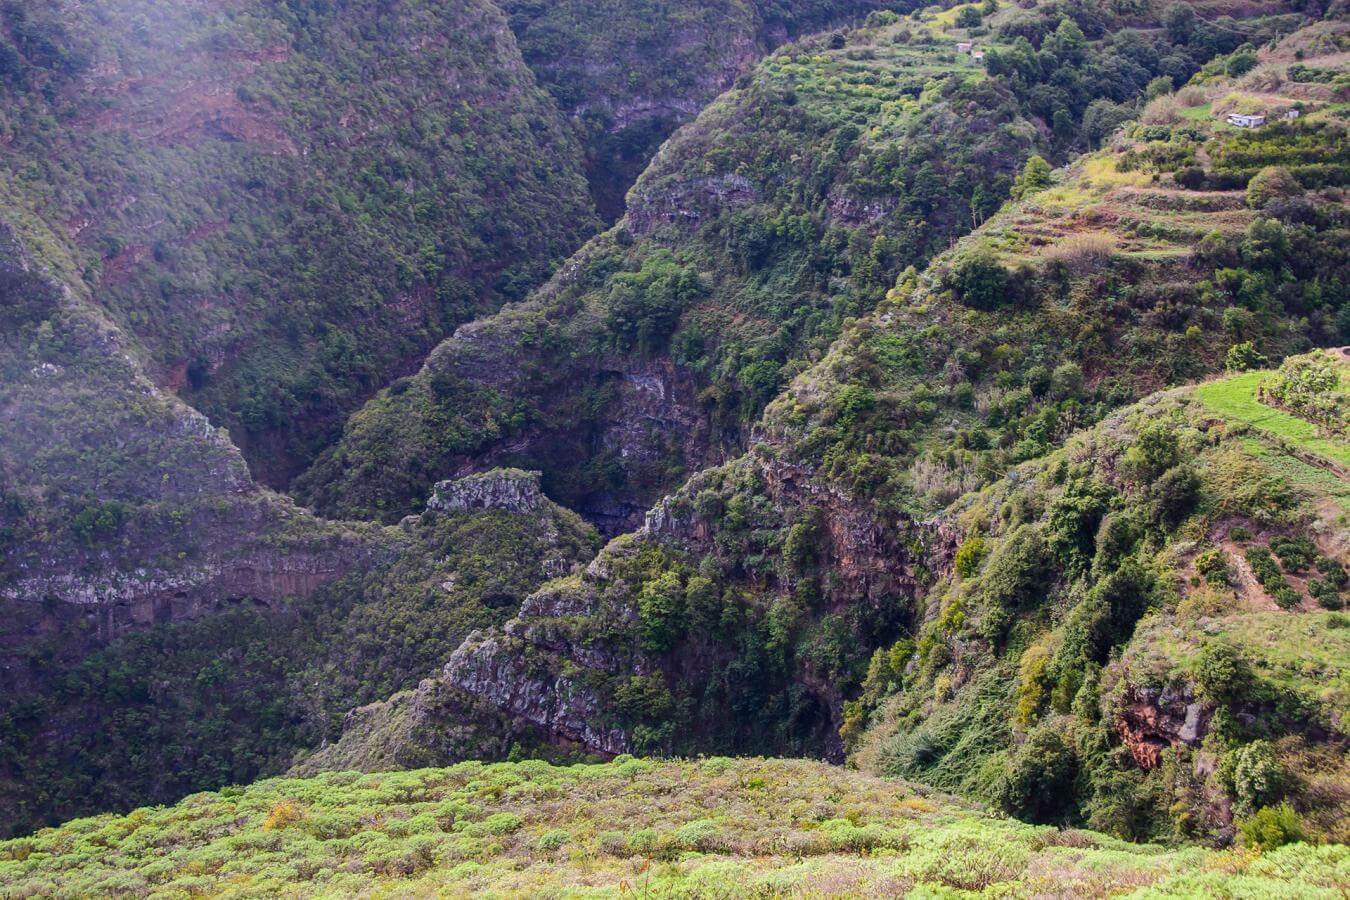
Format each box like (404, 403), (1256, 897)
(0, 0), (598, 483)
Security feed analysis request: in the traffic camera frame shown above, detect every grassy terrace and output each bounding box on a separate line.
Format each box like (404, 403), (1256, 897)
(2, 757), (1347, 897)
(1197, 370), (1350, 471)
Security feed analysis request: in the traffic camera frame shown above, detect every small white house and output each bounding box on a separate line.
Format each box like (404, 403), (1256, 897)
(956, 41), (973, 53)
(971, 49), (985, 60)
(1227, 113), (1266, 128)
(1283, 108), (1300, 120)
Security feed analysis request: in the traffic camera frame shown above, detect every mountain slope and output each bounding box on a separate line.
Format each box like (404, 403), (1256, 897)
(296, 0), (1286, 534)
(849, 356), (1349, 845)
(3, 0), (1345, 859)
(303, 15), (1348, 844)
(0, 0), (598, 483)
(2, 757), (1346, 897)
(500, 0), (909, 220)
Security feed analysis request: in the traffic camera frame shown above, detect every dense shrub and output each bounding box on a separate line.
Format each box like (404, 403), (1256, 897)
(1225, 341), (1267, 372)
(1222, 740), (1284, 813)
(1195, 549), (1231, 587)
(1238, 803), (1305, 850)
(954, 535), (988, 579)
(1193, 642), (1253, 707)
(1245, 166), (1302, 210)
(1269, 536), (1316, 573)
(947, 247), (1012, 310)
(992, 724), (1079, 824)
(638, 572), (686, 653)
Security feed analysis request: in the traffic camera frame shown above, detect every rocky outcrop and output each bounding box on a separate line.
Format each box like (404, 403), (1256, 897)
(627, 173), (759, 235)
(1116, 683), (1212, 770)
(443, 631), (629, 756)
(428, 469), (548, 515)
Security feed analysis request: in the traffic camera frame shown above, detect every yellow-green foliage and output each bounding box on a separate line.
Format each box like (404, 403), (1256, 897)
(1197, 366), (1350, 469)
(2, 757), (1346, 897)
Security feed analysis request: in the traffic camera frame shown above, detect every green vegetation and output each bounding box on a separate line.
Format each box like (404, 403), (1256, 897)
(300, 0), (1315, 532)
(1, 479), (599, 837)
(1197, 362), (1350, 470)
(1259, 350), (1348, 439)
(297, 9), (1052, 527)
(847, 384), (1350, 844)
(0, 0), (598, 482)
(335, 11), (1347, 853)
(3, 757), (1347, 897)
(4, 0), (1347, 877)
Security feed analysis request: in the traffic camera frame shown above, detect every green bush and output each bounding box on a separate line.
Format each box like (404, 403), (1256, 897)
(1245, 166), (1302, 210)
(1011, 155), (1052, 199)
(536, 829), (569, 851)
(1238, 803), (1305, 850)
(1225, 341), (1267, 372)
(1316, 556), (1347, 587)
(1121, 425), (1179, 482)
(1269, 536), (1316, 573)
(1245, 545), (1282, 584)
(480, 813), (524, 836)
(1148, 465), (1199, 528)
(637, 572), (686, 653)
(1223, 740), (1284, 813)
(992, 724), (1079, 824)
(1309, 579), (1343, 611)
(954, 535), (988, 579)
(1245, 546), (1301, 608)
(947, 247), (1011, 310)
(1195, 549), (1231, 587)
(976, 525), (1052, 632)
(1225, 50), (1258, 78)
(1193, 642), (1253, 707)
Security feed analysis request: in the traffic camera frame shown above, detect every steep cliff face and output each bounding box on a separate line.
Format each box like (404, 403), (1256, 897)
(0, 0), (597, 483)
(0, 221), (392, 695)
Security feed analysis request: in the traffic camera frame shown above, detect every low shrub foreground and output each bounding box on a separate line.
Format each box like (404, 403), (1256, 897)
(1, 757), (1345, 897)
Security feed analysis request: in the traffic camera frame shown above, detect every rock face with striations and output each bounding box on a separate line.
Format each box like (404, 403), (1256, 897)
(427, 469), (549, 515)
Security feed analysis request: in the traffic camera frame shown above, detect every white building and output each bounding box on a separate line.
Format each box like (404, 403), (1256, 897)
(956, 41), (972, 53)
(1227, 113), (1266, 128)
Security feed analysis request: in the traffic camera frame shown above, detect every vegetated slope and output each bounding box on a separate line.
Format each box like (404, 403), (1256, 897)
(297, 0), (1284, 534)
(306, 17), (1348, 842)
(0, 213), (387, 687)
(3, 757), (1347, 897)
(0, 0), (602, 837)
(499, 0), (911, 220)
(0, 0), (597, 484)
(1, 463), (599, 836)
(848, 358), (1350, 847)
